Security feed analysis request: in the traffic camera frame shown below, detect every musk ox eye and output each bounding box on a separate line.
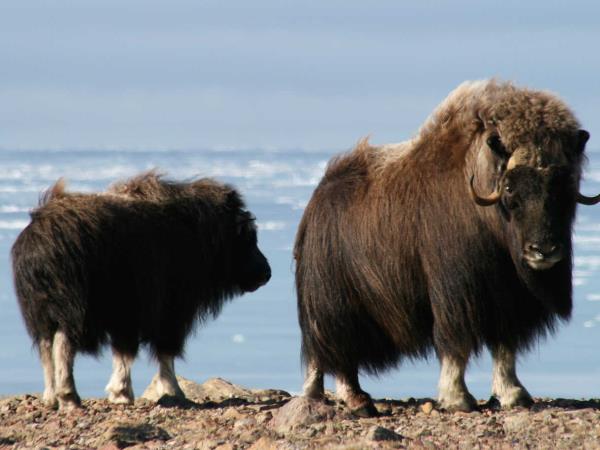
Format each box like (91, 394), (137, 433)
(487, 135), (508, 158)
(505, 185), (513, 194)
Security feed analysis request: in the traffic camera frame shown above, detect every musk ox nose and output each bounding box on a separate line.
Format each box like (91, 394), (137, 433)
(242, 261), (271, 292)
(523, 242), (564, 270)
(259, 265), (272, 286)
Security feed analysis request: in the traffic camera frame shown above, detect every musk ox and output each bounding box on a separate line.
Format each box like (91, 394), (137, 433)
(12, 172), (271, 410)
(295, 80), (600, 415)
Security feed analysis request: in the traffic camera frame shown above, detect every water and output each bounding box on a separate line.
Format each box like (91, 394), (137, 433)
(1, 148), (599, 400)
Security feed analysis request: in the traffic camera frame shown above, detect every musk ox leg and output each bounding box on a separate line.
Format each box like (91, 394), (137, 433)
(302, 360), (324, 399)
(141, 355), (185, 402)
(491, 346), (533, 408)
(52, 331), (81, 410)
(39, 337), (57, 409)
(105, 351), (135, 404)
(335, 371), (377, 417)
(437, 354), (477, 412)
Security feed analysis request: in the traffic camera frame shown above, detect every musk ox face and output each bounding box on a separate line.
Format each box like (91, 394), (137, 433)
(501, 165), (576, 270)
(233, 214), (271, 292)
(471, 129), (599, 271)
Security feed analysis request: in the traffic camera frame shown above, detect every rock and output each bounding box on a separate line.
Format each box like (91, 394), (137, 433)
(365, 425), (403, 442)
(99, 445), (121, 450)
(179, 377), (254, 402)
(251, 389), (291, 400)
(214, 444), (234, 450)
(103, 423), (171, 448)
(256, 411), (272, 424)
(503, 412), (531, 434)
(222, 407), (244, 421)
(248, 437), (280, 450)
(421, 401), (434, 415)
(234, 418), (257, 430)
(269, 396), (343, 434)
(238, 430), (258, 443)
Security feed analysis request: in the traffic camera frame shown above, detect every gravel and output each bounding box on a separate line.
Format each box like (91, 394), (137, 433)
(0, 379), (599, 449)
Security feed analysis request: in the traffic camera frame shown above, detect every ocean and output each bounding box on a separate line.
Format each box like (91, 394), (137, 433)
(1, 147), (599, 401)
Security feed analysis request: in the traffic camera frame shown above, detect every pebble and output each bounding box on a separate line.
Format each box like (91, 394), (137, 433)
(365, 425), (403, 442)
(1, 382), (600, 449)
(421, 401), (434, 415)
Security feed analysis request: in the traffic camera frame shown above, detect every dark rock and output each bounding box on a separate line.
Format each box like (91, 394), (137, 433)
(365, 425), (403, 442)
(104, 423), (171, 448)
(269, 396), (345, 434)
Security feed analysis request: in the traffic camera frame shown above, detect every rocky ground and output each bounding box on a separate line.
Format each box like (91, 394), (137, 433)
(0, 377), (599, 449)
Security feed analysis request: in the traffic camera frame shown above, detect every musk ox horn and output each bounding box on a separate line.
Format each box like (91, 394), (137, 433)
(577, 192), (600, 205)
(469, 175), (501, 206)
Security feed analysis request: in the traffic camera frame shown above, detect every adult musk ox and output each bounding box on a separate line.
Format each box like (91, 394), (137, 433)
(295, 80), (600, 415)
(12, 172), (271, 410)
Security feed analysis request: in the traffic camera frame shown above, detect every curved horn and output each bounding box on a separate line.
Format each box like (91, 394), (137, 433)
(577, 192), (600, 205)
(469, 175), (501, 207)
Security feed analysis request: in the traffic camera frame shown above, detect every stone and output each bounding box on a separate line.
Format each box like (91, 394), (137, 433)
(365, 425), (403, 442)
(269, 396), (343, 434)
(99, 445), (121, 450)
(103, 423), (171, 448)
(421, 401), (434, 415)
(222, 407), (244, 421)
(256, 411), (272, 424)
(233, 418), (257, 430)
(248, 437), (280, 450)
(503, 412), (531, 434)
(179, 377), (254, 402)
(214, 444), (234, 450)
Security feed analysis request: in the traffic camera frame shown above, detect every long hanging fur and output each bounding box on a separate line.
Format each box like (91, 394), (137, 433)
(295, 80), (584, 376)
(12, 172), (267, 358)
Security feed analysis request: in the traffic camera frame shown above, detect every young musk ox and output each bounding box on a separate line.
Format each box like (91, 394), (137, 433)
(295, 80), (600, 416)
(12, 172), (271, 410)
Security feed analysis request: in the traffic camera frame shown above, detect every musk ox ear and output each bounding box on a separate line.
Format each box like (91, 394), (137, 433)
(225, 189), (245, 210)
(39, 178), (67, 206)
(576, 129), (590, 154)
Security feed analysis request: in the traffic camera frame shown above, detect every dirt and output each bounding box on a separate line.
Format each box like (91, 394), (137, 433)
(0, 377), (599, 449)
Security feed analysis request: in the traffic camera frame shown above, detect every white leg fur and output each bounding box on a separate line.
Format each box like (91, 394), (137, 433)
(438, 354), (477, 411)
(105, 351), (135, 404)
(39, 337), (57, 408)
(491, 346), (533, 408)
(142, 355), (185, 401)
(52, 331), (81, 409)
(302, 360), (324, 399)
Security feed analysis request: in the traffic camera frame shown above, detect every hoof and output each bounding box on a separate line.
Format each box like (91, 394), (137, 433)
(351, 403), (379, 418)
(108, 391), (134, 405)
(156, 394), (194, 408)
(141, 383), (185, 403)
(42, 392), (58, 410)
(497, 389), (534, 409)
(343, 392), (378, 418)
(57, 392), (82, 411)
(438, 393), (478, 412)
(512, 395), (534, 408)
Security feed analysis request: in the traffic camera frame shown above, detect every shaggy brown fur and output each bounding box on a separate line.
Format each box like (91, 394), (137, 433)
(12, 172), (271, 408)
(295, 80), (591, 412)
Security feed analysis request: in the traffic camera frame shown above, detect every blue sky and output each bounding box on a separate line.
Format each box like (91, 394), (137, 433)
(1, 1), (599, 150)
